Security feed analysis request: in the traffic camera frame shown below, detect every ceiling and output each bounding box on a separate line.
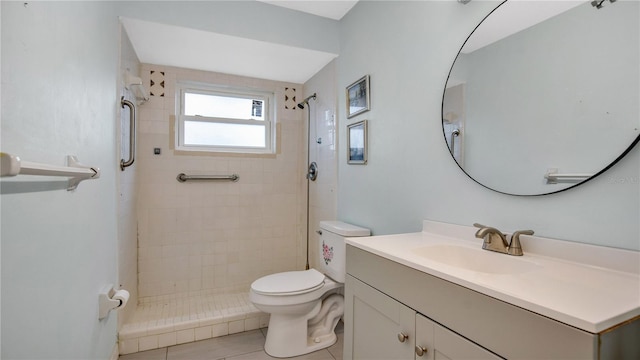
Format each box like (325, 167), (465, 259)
(123, 1), (581, 84)
(122, 1), (358, 84)
(462, 0), (585, 53)
(121, 17), (338, 84)
(256, 0), (358, 20)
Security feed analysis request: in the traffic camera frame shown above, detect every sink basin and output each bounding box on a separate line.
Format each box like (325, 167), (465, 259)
(413, 244), (541, 274)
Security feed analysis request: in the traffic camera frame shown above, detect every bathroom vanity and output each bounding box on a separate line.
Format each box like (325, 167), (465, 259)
(343, 221), (640, 359)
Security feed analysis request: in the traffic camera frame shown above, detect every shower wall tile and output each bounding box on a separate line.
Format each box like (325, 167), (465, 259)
(284, 87), (297, 109)
(149, 70), (165, 97)
(119, 29), (142, 330)
(137, 64), (305, 299)
(304, 60), (338, 270)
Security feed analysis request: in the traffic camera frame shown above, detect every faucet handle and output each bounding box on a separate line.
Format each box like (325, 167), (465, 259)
(508, 230), (534, 256)
(473, 223), (487, 229)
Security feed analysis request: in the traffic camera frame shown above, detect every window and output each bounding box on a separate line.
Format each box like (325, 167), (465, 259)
(176, 83), (275, 154)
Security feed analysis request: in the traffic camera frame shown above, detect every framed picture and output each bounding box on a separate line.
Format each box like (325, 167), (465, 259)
(347, 120), (368, 165)
(346, 75), (370, 118)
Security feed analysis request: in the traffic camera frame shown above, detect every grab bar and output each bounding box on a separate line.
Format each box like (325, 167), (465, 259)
(176, 173), (239, 183)
(120, 97), (136, 171)
(1, 152), (100, 191)
(450, 129), (460, 156)
(545, 169), (593, 184)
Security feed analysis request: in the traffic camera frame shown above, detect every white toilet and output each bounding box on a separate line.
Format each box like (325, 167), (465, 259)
(249, 221), (370, 358)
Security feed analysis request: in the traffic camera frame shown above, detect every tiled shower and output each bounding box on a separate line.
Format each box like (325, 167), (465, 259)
(117, 27), (337, 355)
(135, 64), (307, 299)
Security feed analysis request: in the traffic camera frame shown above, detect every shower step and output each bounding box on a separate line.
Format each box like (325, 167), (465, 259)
(118, 291), (268, 355)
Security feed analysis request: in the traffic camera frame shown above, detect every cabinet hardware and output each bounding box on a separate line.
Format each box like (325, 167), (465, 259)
(415, 345), (428, 357)
(397, 332), (409, 343)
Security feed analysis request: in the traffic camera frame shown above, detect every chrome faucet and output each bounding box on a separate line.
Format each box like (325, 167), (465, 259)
(473, 223), (534, 256)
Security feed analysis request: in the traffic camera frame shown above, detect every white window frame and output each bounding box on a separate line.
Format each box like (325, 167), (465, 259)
(176, 82), (276, 154)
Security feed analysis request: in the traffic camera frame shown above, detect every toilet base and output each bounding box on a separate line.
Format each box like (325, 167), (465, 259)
(264, 294), (343, 358)
(265, 331), (337, 359)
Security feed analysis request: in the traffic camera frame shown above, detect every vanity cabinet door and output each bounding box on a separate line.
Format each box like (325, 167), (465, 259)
(415, 314), (502, 360)
(344, 275), (416, 360)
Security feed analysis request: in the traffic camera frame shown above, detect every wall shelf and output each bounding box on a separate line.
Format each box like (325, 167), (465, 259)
(1, 152), (100, 191)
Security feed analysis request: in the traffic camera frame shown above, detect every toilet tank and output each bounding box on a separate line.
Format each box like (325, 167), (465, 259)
(318, 221), (370, 283)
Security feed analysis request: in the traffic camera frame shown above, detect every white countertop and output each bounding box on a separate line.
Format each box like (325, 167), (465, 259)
(346, 221), (640, 333)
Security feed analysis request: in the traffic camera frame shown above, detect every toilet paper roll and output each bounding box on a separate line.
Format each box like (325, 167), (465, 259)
(113, 289), (130, 309)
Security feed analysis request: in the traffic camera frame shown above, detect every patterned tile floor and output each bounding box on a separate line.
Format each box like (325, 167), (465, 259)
(119, 323), (344, 360)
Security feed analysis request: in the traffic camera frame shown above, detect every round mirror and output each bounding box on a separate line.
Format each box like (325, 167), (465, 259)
(443, 0), (639, 196)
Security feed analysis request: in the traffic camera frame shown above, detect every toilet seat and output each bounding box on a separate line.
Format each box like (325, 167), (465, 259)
(251, 269), (325, 296)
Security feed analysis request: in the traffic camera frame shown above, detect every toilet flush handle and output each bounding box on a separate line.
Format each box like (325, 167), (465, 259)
(316, 230), (322, 235)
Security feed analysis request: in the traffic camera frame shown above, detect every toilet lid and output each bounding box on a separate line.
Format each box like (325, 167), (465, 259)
(251, 269), (325, 295)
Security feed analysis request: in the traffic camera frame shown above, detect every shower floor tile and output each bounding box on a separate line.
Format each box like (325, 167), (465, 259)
(119, 291), (268, 355)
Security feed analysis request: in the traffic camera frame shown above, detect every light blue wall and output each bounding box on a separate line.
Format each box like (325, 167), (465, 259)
(336, 0), (639, 250)
(1, 1), (120, 358)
